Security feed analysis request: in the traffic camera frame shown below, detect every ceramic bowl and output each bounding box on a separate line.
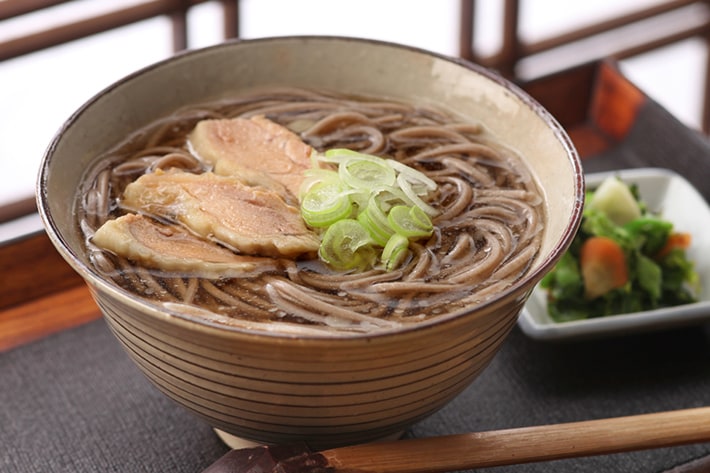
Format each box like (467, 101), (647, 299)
(519, 167), (710, 341)
(37, 36), (583, 449)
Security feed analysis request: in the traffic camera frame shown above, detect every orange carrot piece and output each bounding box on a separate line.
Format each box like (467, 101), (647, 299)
(580, 236), (629, 299)
(656, 232), (692, 259)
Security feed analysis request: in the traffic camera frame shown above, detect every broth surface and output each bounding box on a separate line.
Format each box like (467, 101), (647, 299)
(78, 88), (545, 335)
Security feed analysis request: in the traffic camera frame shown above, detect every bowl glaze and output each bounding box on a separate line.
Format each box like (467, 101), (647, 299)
(37, 36), (584, 449)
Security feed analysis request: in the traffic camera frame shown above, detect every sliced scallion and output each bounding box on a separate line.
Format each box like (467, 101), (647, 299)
(397, 173), (438, 217)
(358, 207), (393, 247)
(382, 233), (410, 272)
(318, 219), (377, 271)
(339, 155), (396, 190)
(299, 168), (340, 200)
(302, 148), (439, 272)
(300, 181), (353, 228)
(388, 205), (434, 238)
(387, 159), (437, 192)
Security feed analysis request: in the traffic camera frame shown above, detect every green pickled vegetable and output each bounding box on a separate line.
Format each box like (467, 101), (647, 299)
(541, 175), (699, 322)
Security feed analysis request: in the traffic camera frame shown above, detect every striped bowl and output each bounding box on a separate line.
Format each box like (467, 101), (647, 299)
(37, 37), (584, 449)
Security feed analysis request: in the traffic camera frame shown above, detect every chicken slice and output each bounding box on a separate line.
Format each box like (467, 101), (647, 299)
(188, 115), (313, 199)
(120, 169), (319, 258)
(92, 213), (276, 278)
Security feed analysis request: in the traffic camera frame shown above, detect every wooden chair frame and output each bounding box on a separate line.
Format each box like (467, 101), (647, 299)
(458, 0), (710, 131)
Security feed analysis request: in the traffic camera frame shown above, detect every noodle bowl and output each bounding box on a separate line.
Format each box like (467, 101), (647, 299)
(38, 37), (583, 447)
(78, 87), (545, 335)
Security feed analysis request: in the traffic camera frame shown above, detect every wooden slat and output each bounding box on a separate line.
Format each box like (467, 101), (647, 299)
(0, 0), (71, 20)
(0, 0), (242, 353)
(0, 231), (84, 311)
(221, 0), (240, 39)
(462, 0), (709, 68)
(0, 196), (36, 223)
(0, 284), (99, 353)
(523, 0), (702, 57)
(459, 0), (710, 132)
(0, 0), (214, 61)
(0, 230), (99, 352)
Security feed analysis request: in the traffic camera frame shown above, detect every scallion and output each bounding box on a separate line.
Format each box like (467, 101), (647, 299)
(301, 148), (439, 272)
(300, 181), (353, 228)
(388, 205), (434, 238)
(318, 219), (377, 271)
(382, 233), (410, 272)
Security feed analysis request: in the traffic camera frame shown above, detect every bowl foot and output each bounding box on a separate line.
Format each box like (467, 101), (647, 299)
(214, 429), (265, 449)
(214, 428), (406, 449)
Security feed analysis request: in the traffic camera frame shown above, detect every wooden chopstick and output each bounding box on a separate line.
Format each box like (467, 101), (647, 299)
(320, 406), (710, 472)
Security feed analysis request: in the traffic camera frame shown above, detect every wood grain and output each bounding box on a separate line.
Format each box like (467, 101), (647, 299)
(0, 231), (84, 310)
(322, 407), (710, 473)
(0, 283), (99, 352)
(0, 231), (99, 352)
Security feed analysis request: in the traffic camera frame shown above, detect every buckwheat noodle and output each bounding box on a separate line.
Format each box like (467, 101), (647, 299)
(77, 87), (545, 335)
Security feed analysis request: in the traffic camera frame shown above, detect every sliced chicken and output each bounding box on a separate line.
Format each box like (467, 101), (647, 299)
(92, 213), (276, 278)
(188, 115), (313, 198)
(120, 169), (320, 258)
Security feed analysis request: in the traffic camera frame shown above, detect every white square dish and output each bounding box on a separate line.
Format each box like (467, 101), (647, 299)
(519, 167), (710, 341)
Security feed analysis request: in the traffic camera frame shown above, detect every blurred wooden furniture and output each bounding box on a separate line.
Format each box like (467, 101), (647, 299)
(458, 0), (710, 132)
(0, 231), (96, 352)
(0, 0), (240, 223)
(0, 0), (240, 61)
(521, 60), (647, 159)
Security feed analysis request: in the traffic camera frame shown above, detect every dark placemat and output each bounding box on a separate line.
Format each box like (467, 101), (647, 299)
(0, 319), (229, 472)
(3, 96), (710, 473)
(3, 317), (710, 472)
(413, 324), (710, 472)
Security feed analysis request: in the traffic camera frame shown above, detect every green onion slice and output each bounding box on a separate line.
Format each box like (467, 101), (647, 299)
(323, 148), (361, 160)
(382, 233), (410, 271)
(397, 173), (438, 217)
(301, 181), (353, 228)
(388, 205), (434, 238)
(338, 155), (396, 190)
(303, 149), (439, 272)
(299, 168), (340, 199)
(318, 219), (377, 271)
(358, 207), (393, 247)
(358, 189), (410, 246)
(387, 159), (437, 192)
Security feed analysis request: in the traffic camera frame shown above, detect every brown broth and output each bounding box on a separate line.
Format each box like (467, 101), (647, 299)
(77, 87), (545, 335)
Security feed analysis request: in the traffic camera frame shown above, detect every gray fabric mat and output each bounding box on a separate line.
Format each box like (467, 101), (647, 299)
(3, 317), (710, 472)
(3, 98), (710, 472)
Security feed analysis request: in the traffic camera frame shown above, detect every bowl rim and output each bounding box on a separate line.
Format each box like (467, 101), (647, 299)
(36, 35), (585, 340)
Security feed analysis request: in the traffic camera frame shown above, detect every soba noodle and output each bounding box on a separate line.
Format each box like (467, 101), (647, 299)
(77, 87), (545, 334)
